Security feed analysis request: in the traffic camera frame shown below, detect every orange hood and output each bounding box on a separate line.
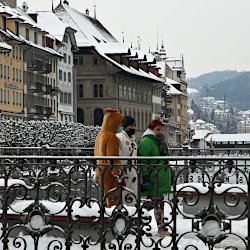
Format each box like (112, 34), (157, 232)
(101, 108), (124, 133)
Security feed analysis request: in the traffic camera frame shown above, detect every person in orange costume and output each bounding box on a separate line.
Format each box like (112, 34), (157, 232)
(94, 108), (125, 208)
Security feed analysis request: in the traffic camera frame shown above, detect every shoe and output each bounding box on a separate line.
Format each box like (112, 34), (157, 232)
(157, 228), (171, 237)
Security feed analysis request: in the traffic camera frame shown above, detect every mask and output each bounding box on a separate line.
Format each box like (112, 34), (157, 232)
(117, 126), (124, 133)
(126, 128), (135, 137)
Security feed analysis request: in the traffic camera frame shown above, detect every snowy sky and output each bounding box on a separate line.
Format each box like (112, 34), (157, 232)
(17, 0), (250, 78)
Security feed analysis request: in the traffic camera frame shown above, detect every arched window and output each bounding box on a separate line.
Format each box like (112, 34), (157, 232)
(94, 108), (104, 126)
(77, 108), (84, 123)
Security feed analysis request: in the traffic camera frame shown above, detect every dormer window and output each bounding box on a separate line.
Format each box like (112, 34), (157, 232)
(2, 16), (6, 31)
(15, 21), (19, 36)
(34, 32), (38, 44)
(26, 28), (29, 40)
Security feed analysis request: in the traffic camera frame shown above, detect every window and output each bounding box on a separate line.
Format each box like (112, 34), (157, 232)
(13, 91), (15, 105)
(0, 89), (2, 103)
(59, 70), (62, 80)
(12, 68), (15, 81)
(93, 84), (103, 98)
(93, 57), (98, 65)
(79, 84), (83, 97)
(60, 91), (63, 103)
(2, 16), (6, 31)
(79, 55), (83, 65)
(63, 53), (67, 63)
(16, 47), (18, 59)
(7, 90), (9, 104)
(68, 55), (71, 65)
(34, 32), (38, 44)
(19, 48), (22, 60)
(19, 70), (22, 82)
(94, 108), (104, 126)
(63, 34), (68, 43)
(7, 66), (9, 79)
(68, 93), (72, 105)
(3, 65), (6, 79)
(26, 28), (29, 40)
(19, 93), (21, 106)
(16, 92), (19, 106)
(42, 35), (46, 47)
(15, 21), (19, 36)
(3, 89), (6, 104)
(0, 64), (2, 78)
(73, 55), (78, 65)
(119, 85), (123, 98)
(64, 72), (66, 81)
(77, 108), (84, 123)
(16, 69), (18, 82)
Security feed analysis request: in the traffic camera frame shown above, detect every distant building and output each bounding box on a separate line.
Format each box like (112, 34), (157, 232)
(54, 2), (162, 134)
(0, 4), (24, 120)
(206, 133), (250, 148)
(37, 11), (78, 122)
(14, 5), (62, 120)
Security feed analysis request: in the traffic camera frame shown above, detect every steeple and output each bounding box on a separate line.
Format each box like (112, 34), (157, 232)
(94, 0), (96, 19)
(159, 38), (166, 59)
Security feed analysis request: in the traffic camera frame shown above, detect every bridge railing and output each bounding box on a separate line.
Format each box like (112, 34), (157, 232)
(1, 146), (250, 156)
(0, 155), (248, 249)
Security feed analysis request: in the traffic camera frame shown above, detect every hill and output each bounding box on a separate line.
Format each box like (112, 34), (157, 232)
(207, 72), (250, 110)
(188, 70), (242, 90)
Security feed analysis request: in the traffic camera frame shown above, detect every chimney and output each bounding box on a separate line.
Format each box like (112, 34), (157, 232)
(0, 0), (17, 8)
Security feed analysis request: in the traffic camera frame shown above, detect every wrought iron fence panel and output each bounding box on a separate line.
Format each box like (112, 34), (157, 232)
(0, 156), (248, 249)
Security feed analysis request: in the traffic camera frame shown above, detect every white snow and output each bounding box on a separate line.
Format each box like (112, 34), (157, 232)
(206, 133), (250, 143)
(0, 41), (12, 51)
(36, 11), (73, 42)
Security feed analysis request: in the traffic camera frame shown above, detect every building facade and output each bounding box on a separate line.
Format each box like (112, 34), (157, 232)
(0, 3), (24, 120)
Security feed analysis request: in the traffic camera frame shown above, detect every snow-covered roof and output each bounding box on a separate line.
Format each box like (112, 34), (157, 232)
(192, 130), (211, 140)
(54, 3), (117, 47)
(166, 76), (179, 85)
(94, 46), (163, 82)
(14, 7), (47, 33)
(166, 56), (183, 71)
(96, 42), (130, 54)
(164, 82), (182, 95)
(5, 28), (62, 57)
(0, 41), (12, 51)
(196, 119), (206, 124)
(36, 11), (76, 43)
(206, 133), (250, 142)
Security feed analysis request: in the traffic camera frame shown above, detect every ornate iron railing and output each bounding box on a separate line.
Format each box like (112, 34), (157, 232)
(1, 147), (250, 157)
(0, 155), (248, 249)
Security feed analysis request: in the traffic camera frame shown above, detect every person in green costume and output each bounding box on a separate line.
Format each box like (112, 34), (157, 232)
(138, 119), (172, 236)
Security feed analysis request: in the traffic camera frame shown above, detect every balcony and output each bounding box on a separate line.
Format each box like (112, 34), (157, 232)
(0, 151), (248, 249)
(45, 84), (52, 94)
(27, 81), (45, 94)
(28, 104), (43, 115)
(27, 59), (43, 71)
(51, 86), (59, 95)
(39, 62), (52, 74)
(44, 106), (52, 117)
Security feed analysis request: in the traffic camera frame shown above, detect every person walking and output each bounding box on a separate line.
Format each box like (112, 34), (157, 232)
(116, 116), (137, 205)
(137, 119), (172, 236)
(94, 108), (125, 208)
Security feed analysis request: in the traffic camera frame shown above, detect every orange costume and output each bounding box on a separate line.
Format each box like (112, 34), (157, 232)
(94, 108), (124, 208)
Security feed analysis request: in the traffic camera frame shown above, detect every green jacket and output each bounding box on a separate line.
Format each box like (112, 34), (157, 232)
(138, 129), (172, 196)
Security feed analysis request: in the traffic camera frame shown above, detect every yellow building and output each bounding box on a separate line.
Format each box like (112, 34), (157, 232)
(0, 5), (24, 120)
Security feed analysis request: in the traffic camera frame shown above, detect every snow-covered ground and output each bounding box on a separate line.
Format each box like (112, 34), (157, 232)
(0, 120), (100, 147)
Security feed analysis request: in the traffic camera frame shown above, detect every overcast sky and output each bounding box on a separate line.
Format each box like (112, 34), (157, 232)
(17, 0), (250, 78)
